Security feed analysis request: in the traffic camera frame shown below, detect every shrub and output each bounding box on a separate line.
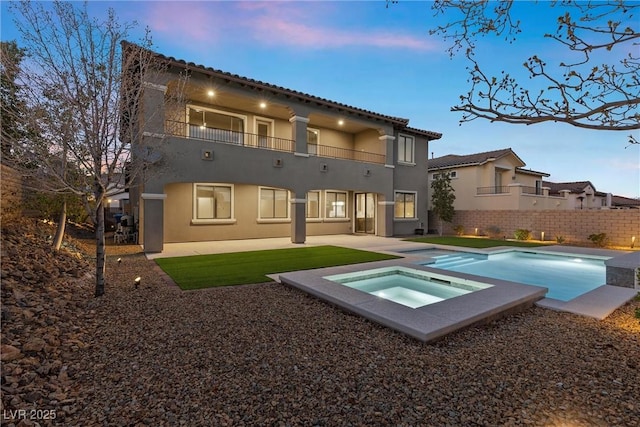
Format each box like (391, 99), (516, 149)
(588, 233), (608, 248)
(514, 229), (532, 241)
(453, 225), (464, 236)
(485, 225), (501, 239)
(555, 235), (565, 244)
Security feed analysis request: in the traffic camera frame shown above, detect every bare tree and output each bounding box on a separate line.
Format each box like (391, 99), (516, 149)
(397, 1), (640, 132)
(4, 1), (184, 296)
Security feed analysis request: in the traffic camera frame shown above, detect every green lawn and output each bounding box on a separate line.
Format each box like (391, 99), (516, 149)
(405, 236), (546, 249)
(155, 245), (400, 290)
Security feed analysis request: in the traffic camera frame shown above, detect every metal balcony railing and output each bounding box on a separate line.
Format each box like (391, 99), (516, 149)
(309, 144), (385, 165)
(477, 186), (511, 195)
(165, 120), (386, 164)
(521, 186), (544, 195)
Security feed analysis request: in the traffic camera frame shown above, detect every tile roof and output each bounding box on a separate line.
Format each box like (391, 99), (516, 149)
(543, 181), (596, 194)
(124, 41), (442, 140)
(428, 148), (518, 169)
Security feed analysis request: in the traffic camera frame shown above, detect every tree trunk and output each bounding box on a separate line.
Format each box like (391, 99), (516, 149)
(95, 199), (106, 297)
(438, 218), (444, 236)
(52, 200), (67, 251)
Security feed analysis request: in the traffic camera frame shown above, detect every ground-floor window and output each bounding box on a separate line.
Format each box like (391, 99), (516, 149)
(306, 191), (320, 218)
(260, 187), (289, 219)
(394, 191), (416, 218)
(325, 191), (347, 218)
(194, 184), (233, 221)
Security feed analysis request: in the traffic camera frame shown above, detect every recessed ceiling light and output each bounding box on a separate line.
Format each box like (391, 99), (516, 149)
(207, 90), (215, 97)
(338, 119), (344, 126)
(259, 101), (267, 109)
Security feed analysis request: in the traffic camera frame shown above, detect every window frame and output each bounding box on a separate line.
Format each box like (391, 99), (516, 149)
(324, 190), (348, 220)
(397, 133), (415, 165)
(186, 105), (247, 144)
(307, 128), (320, 155)
(191, 183), (236, 225)
(257, 186), (290, 223)
(306, 190), (321, 220)
(394, 190), (417, 220)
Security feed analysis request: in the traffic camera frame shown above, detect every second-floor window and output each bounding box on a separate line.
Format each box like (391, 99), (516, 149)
(307, 128), (319, 155)
(260, 187), (289, 219)
(398, 134), (415, 164)
(188, 106), (245, 144)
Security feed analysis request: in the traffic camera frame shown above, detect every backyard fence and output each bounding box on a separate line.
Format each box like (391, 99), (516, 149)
(428, 209), (640, 248)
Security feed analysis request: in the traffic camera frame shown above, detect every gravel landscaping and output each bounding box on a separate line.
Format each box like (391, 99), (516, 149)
(2, 221), (639, 426)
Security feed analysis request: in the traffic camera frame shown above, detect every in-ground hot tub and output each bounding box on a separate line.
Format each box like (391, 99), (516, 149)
(324, 266), (493, 309)
(278, 261), (547, 342)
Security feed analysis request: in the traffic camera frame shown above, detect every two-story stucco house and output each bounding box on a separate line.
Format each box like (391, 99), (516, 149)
(426, 148), (567, 211)
(122, 43), (442, 253)
(543, 181), (611, 210)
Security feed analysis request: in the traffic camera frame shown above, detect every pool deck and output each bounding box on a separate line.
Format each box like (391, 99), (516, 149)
(279, 259), (548, 343)
(149, 235), (638, 322)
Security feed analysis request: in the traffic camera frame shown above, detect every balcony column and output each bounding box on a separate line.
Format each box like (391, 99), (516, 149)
(289, 115), (310, 155)
(379, 134), (396, 167)
(377, 195), (395, 237)
(290, 194), (306, 244)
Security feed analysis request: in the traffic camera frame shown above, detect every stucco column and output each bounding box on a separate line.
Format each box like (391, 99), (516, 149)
(379, 134), (396, 167)
(141, 193), (166, 253)
(377, 195), (395, 237)
(289, 115), (309, 155)
(290, 196), (306, 244)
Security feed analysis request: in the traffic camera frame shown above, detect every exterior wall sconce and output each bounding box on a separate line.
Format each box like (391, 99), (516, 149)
(320, 163), (328, 172)
(202, 149), (214, 160)
(273, 158), (283, 168)
(363, 168), (371, 177)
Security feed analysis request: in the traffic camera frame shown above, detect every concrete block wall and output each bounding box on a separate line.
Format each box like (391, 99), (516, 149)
(1, 164), (24, 221)
(429, 209), (640, 247)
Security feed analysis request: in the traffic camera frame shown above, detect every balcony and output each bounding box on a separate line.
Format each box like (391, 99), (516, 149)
(165, 120), (385, 164)
(477, 186), (510, 195)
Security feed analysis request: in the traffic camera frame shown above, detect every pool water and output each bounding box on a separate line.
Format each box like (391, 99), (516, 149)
(424, 250), (607, 301)
(324, 266), (492, 309)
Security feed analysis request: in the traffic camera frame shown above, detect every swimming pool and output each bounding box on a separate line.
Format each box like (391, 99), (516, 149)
(324, 266), (492, 308)
(421, 250), (609, 301)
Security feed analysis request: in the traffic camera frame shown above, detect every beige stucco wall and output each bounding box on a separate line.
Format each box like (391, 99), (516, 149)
(430, 209), (640, 247)
(164, 182), (355, 242)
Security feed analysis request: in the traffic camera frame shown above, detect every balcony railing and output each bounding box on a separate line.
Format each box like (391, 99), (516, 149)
(521, 186), (543, 195)
(309, 144), (385, 165)
(165, 120), (386, 164)
(477, 186), (511, 195)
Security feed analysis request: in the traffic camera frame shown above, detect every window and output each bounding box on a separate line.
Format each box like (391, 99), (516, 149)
(307, 128), (319, 155)
(260, 187), (289, 219)
(187, 106), (245, 144)
(325, 191), (347, 218)
(254, 117), (274, 148)
(394, 191), (416, 219)
(306, 191), (320, 218)
(431, 171), (456, 180)
(398, 134), (414, 164)
(193, 184), (233, 221)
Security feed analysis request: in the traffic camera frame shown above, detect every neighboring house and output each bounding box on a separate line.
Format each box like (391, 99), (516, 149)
(610, 195), (640, 209)
(542, 181), (610, 210)
(428, 148), (556, 211)
(122, 42), (442, 253)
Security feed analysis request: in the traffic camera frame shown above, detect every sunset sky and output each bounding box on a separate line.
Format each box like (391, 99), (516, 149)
(2, 1), (638, 197)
